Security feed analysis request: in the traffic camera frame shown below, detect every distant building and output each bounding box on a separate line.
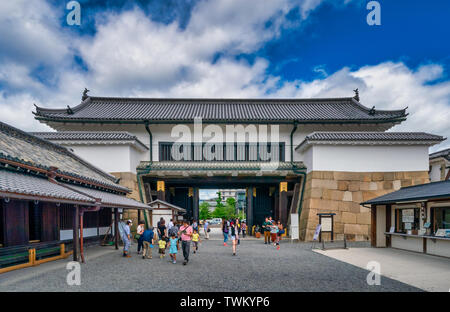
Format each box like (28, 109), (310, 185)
(429, 148), (450, 182)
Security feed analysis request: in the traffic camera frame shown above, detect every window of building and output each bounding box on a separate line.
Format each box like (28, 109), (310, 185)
(434, 207), (450, 230)
(395, 208), (420, 233)
(60, 204), (73, 230)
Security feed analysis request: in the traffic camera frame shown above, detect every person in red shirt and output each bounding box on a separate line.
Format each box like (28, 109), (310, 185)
(178, 219), (193, 265)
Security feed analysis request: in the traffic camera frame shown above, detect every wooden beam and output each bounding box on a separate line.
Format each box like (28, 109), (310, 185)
(114, 208), (119, 250)
(246, 187), (254, 229)
(371, 205), (376, 247)
(193, 187), (199, 222)
(72, 205), (79, 262)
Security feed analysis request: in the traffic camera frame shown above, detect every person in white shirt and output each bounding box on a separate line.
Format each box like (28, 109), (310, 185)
(136, 221), (145, 255)
(168, 219), (174, 231)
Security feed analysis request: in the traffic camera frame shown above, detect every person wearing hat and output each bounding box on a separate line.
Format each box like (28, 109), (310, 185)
(122, 220), (132, 258)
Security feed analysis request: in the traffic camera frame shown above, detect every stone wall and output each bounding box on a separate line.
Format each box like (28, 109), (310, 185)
(299, 171), (429, 242)
(110, 172), (141, 233)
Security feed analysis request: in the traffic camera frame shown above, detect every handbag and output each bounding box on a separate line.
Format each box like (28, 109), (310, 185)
(134, 234), (141, 240)
(207, 228), (211, 233)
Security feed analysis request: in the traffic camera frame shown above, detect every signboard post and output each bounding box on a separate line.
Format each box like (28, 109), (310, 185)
(317, 213), (336, 242)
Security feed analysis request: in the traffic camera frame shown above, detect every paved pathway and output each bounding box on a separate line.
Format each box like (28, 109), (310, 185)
(0, 233), (421, 292)
(314, 247), (450, 292)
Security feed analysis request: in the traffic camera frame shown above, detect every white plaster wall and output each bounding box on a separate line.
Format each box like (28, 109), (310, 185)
(300, 145), (430, 173)
(429, 163), (441, 182)
(66, 144), (137, 173)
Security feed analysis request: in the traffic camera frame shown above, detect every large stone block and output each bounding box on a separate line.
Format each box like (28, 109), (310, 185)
(348, 182), (360, 192)
(343, 191), (352, 202)
(344, 224), (369, 235)
(383, 181), (394, 190)
(341, 212), (357, 224)
(338, 181), (348, 191)
(311, 179), (338, 190)
(334, 172), (360, 181)
(356, 212), (371, 225)
(372, 172), (384, 181)
(384, 172), (395, 181)
(351, 191), (363, 203)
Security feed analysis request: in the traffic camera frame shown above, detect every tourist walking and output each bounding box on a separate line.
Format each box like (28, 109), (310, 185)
(192, 229), (200, 254)
(241, 221), (247, 238)
(136, 220), (145, 255)
(169, 221), (179, 238)
(168, 218), (174, 232)
(276, 221), (284, 250)
(168, 232), (179, 264)
(203, 220), (210, 239)
(270, 221), (278, 246)
(158, 218), (166, 240)
(262, 217), (271, 244)
(222, 219), (229, 246)
(142, 226), (155, 259)
(230, 220), (239, 256)
(122, 220), (132, 258)
(192, 220), (199, 232)
(179, 219), (193, 265)
(158, 235), (167, 259)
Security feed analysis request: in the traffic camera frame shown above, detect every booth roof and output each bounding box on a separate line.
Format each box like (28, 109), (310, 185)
(361, 180), (450, 205)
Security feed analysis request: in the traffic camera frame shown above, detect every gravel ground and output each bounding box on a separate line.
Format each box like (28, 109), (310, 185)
(0, 234), (421, 292)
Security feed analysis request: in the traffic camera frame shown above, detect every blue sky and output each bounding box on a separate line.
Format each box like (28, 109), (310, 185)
(0, 0), (449, 150)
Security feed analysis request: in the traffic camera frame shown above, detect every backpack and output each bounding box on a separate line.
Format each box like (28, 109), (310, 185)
(231, 225), (236, 236)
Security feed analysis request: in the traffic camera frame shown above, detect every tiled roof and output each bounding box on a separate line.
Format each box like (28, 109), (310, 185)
(429, 147), (450, 160)
(0, 121), (128, 192)
(361, 180), (450, 205)
(31, 131), (148, 150)
(296, 132), (445, 151)
(148, 199), (186, 212)
(0, 169), (94, 203)
(34, 96), (407, 123)
(67, 184), (150, 209)
(138, 161), (305, 171)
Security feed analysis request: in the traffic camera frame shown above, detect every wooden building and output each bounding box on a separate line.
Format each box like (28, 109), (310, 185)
(362, 180), (450, 258)
(0, 121), (149, 269)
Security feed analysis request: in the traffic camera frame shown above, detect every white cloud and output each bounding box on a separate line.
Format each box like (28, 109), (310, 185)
(0, 0), (449, 156)
(275, 62), (450, 151)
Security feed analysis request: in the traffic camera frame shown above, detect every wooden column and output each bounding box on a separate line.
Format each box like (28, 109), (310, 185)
(385, 205), (391, 247)
(193, 187), (199, 222)
(114, 208), (119, 250)
(371, 205), (377, 247)
(72, 205), (79, 262)
(279, 182), (288, 225)
(157, 181), (165, 201)
(246, 187), (254, 229)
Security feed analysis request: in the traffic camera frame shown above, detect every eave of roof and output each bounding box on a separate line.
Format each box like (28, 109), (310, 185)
(361, 180), (450, 205)
(31, 131), (149, 151)
(148, 199), (186, 212)
(296, 131), (445, 152)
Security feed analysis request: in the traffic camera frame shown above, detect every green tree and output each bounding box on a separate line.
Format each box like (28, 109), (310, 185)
(199, 202), (211, 220)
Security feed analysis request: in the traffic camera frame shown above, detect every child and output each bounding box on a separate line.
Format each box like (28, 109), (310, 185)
(158, 235), (167, 259)
(192, 229), (200, 254)
(168, 233), (179, 264)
